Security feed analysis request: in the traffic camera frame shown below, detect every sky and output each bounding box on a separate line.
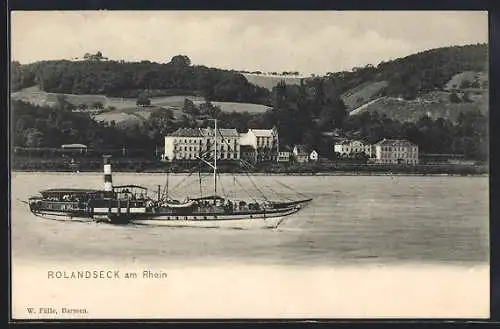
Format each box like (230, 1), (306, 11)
(11, 11), (488, 75)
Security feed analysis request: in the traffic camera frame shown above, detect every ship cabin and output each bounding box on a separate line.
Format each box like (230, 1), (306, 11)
(111, 185), (151, 210)
(113, 185), (149, 201)
(38, 188), (102, 202)
(30, 188), (102, 214)
(190, 195), (269, 214)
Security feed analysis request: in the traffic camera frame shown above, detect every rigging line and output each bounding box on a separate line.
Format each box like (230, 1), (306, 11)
(198, 168), (203, 199)
(241, 169), (268, 201)
(232, 163), (257, 201)
(227, 163), (249, 199)
(238, 158), (297, 201)
(238, 157), (308, 200)
(238, 159), (286, 199)
(164, 161), (199, 197)
(253, 173), (294, 201)
(170, 174), (210, 200)
(238, 160), (289, 201)
(168, 161), (203, 196)
(216, 173), (227, 198)
(272, 179), (311, 199)
(231, 160), (260, 201)
(232, 173), (258, 202)
(182, 171), (210, 191)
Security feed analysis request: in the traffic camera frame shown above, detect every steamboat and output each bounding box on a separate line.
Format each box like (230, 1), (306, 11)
(26, 120), (312, 229)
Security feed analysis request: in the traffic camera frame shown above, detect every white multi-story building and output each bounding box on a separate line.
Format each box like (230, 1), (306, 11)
(164, 128), (204, 161)
(373, 139), (419, 165)
(239, 127), (279, 162)
(334, 139), (372, 157)
(201, 127), (240, 161)
(164, 127), (240, 162)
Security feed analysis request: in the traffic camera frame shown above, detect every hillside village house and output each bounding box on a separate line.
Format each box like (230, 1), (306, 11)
(373, 139), (419, 165)
(334, 139), (372, 158)
(309, 150), (319, 162)
(277, 148), (291, 163)
(292, 145), (310, 163)
(163, 127), (240, 162)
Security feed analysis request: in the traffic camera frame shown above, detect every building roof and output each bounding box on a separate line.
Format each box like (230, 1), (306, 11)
(335, 139), (368, 146)
(374, 138), (416, 147)
(218, 128), (239, 137)
(249, 129), (276, 137)
(200, 127), (239, 138)
(169, 127), (271, 138)
(170, 128), (202, 137)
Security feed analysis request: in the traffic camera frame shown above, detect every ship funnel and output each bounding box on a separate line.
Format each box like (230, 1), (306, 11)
(103, 155), (113, 192)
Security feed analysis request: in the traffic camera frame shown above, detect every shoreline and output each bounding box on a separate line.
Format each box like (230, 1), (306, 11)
(11, 169), (489, 177)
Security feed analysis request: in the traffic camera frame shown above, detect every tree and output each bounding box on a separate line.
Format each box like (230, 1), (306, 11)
(169, 55), (191, 67)
(78, 103), (88, 111)
(56, 94), (75, 112)
(449, 92), (461, 103)
(136, 93), (151, 106)
(24, 128), (44, 147)
(329, 97), (349, 129)
(15, 115), (35, 132)
(83, 51), (107, 62)
(91, 101), (104, 110)
(199, 101), (222, 118)
(459, 79), (472, 89)
(463, 91), (472, 103)
(183, 98), (199, 116)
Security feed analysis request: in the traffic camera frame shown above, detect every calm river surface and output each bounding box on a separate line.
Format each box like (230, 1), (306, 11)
(11, 172), (489, 266)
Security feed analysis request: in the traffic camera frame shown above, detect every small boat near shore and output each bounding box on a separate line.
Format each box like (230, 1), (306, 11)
(26, 120), (312, 229)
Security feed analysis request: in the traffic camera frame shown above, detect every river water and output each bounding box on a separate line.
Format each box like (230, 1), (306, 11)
(11, 172), (489, 266)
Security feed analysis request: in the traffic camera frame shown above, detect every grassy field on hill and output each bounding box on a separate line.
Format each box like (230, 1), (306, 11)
(341, 80), (388, 110)
(242, 73), (310, 90)
(444, 71), (488, 91)
(12, 86), (272, 126)
(349, 91), (488, 122)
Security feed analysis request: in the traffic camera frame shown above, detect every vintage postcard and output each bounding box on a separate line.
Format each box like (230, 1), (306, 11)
(10, 10), (489, 320)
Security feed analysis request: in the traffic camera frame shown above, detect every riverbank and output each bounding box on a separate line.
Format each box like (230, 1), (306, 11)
(11, 156), (488, 176)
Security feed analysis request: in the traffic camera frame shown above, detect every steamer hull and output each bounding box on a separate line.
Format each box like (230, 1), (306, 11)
(31, 210), (96, 223)
(130, 206), (300, 229)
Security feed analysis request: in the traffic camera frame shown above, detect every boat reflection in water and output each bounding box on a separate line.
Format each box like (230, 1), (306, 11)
(27, 120), (312, 229)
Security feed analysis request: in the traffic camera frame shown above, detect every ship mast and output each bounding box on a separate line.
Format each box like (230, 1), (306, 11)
(213, 119), (217, 205)
(195, 118), (219, 205)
